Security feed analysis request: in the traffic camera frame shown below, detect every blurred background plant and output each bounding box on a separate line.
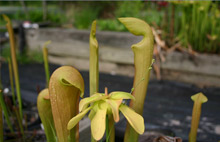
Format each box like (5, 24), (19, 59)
(0, 1), (220, 54)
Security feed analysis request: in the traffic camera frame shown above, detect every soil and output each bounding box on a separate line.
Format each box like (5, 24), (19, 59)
(1, 63), (220, 142)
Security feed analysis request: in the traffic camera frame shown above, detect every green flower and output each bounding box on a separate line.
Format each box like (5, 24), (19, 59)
(67, 90), (145, 141)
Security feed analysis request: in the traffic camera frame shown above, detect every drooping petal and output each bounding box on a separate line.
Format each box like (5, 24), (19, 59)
(109, 92), (135, 100)
(91, 107), (107, 141)
(79, 93), (107, 112)
(67, 106), (92, 130)
(119, 104), (145, 134)
(105, 99), (122, 122)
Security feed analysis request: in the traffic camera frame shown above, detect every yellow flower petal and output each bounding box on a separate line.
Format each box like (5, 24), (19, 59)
(88, 103), (98, 120)
(119, 104), (145, 134)
(91, 107), (107, 141)
(79, 93), (106, 112)
(88, 109), (96, 120)
(109, 92), (135, 100)
(106, 99), (122, 122)
(67, 106), (92, 130)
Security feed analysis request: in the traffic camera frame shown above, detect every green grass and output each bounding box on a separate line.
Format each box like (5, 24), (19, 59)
(173, 2), (220, 53)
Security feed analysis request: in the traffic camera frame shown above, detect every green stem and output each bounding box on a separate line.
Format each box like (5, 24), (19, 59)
(7, 58), (16, 105)
(3, 15), (23, 120)
(107, 115), (115, 142)
(106, 115), (109, 142)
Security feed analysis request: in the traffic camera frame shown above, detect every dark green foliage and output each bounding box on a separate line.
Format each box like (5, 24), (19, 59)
(74, 6), (100, 29)
(97, 19), (126, 31)
(174, 2), (220, 53)
(115, 1), (143, 18)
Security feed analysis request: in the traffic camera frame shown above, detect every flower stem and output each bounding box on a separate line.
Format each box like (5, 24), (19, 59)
(107, 115), (115, 142)
(106, 114), (109, 142)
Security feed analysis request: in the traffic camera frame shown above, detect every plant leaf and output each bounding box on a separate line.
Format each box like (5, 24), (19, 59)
(49, 66), (84, 142)
(119, 104), (145, 135)
(119, 17), (154, 141)
(0, 90), (14, 133)
(42, 40), (51, 88)
(189, 92), (208, 142)
(3, 14), (23, 120)
(37, 88), (56, 142)
(90, 20), (99, 97)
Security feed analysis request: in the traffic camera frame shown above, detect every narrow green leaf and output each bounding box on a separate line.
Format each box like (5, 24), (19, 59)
(3, 14), (23, 120)
(0, 90), (14, 133)
(189, 92), (208, 142)
(119, 17), (154, 142)
(7, 58), (16, 105)
(42, 41), (51, 88)
(89, 20), (99, 142)
(37, 89), (56, 142)
(89, 20), (99, 97)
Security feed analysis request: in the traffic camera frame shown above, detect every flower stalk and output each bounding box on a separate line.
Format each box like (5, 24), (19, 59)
(67, 90), (144, 141)
(118, 17), (154, 142)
